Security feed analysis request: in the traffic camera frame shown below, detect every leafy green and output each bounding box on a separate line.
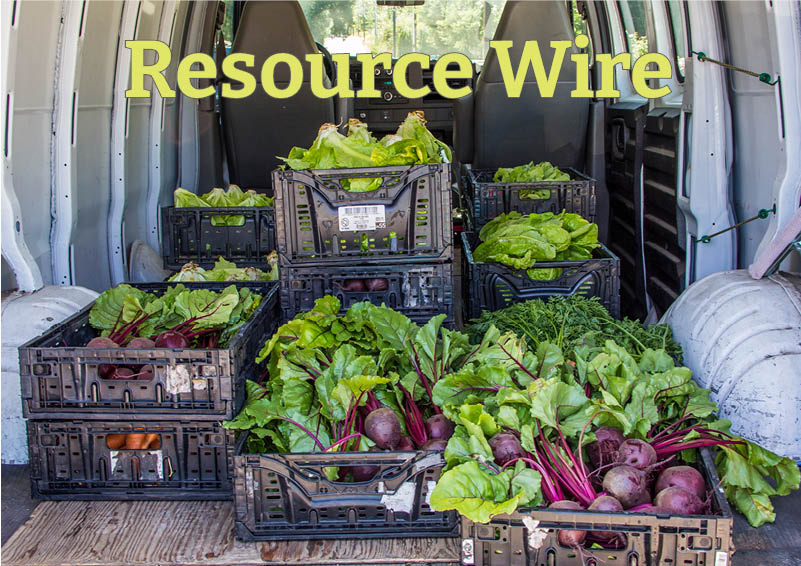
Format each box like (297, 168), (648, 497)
(169, 254), (278, 282)
(493, 161), (570, 200)
(467, 295), (684, 363)
(473, 211), (600, 280)
(88, 283), (261, 348)
(174, 184), (273, 226)
(278, 112), (451, 192)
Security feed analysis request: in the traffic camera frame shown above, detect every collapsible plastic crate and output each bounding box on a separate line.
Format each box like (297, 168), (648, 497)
(462, 233), (620, 320)
(466, 166), (596, 230)
(161, 206), (275, 270)
(280, 261), (454, 326)
(232, 434), (459, 541)
(461, 449), (733, 566)
(19, 281), (278, 420)
(29, 420), (234, 500)
(273, 163), (453, 266)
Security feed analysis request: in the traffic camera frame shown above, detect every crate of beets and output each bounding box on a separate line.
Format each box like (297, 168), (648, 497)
(161, 186), (275, 270)
(466, 161), (596, 231)
(461, 209), (620, 321)
(225, 298), (464, 540)
(273, 163), (452, 266)
(19, 281), (279, 420)
(279, 261), (454, 327)
(28, 419), (234, 500)
(461, 448), (733, 566)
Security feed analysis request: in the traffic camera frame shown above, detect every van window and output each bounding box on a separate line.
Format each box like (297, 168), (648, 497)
(221, 0), (235, 52)
(618, 0), (649, 63)
(666, 0), (686, 80)
(571, 0), (594, 62)
(299, 0), (505, 62)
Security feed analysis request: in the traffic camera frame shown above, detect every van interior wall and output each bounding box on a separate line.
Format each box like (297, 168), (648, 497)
(720, 1), (783, 269)
(7, 0), (61, 287)
(4, 0), (186, 292)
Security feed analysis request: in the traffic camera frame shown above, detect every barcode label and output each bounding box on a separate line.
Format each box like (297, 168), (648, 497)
(338, 204), (386, 232)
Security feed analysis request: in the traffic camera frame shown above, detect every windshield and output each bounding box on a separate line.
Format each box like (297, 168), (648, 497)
(299, 0), (506, 63)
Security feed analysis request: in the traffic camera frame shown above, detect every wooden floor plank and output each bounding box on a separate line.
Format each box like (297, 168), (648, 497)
(0, 501), (461, 566)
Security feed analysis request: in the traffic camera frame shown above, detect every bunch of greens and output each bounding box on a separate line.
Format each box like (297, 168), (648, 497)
(174, 185), (274, 226)
(169, 254), (278, 283)
(427, 332), (799, 528)
(467, 295), (683, 364)
(89, 283), (262, 348)
(493, 161), (570, 200)
(278, 112), (452, 192)
(473, 211), (600, 280)
(224, 297), (477, 463)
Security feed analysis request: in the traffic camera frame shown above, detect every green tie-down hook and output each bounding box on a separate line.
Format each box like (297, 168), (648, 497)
(699, 205), (776, 244)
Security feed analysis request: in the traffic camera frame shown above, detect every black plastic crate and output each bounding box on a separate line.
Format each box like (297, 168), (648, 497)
(273, 163), (453, 266)
(29, 420), (234, 500)
(462, 232), (620, 321)
(466, 166), (596, 230)
(280, 261), (454, 326)
(233, 434), (459, 541)
(161, 206), (275, 270)
(461, 448), (733, 566)
(19, 282), (279, 420)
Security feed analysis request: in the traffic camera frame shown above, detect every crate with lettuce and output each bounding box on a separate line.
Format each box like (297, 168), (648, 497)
(273, 112), (454, 265)
(463, 211), (620, 319)
(466, 160), (596, 230)
(162, 185), (276, 271)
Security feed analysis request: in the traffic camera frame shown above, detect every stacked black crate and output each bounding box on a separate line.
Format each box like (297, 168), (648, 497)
(19, 281), (279, 500)
(273, 164), (455, 325)
(161, 205), (276, 270)
(462, 165), (621, 319)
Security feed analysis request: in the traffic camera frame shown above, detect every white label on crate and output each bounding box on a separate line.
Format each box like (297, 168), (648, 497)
(462, 539), (475, 565)
(380, 481), (415, 514)
(338, 205), (386, 232)
(165, 364), (193, 394)
(522, 516), (548, 550)
(110, 450), (163, 480)
(715, 551), (729, 566)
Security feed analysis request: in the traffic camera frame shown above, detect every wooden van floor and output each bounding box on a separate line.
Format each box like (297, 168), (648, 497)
(3, 465), (800, 566)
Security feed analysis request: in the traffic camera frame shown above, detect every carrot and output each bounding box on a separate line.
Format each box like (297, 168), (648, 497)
(106, 434), (126, 449)
(124, 433), (147, 450)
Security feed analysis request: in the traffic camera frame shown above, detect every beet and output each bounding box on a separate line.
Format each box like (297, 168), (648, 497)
(364, 408), (401, 450)
(127, 337), (156, 348)
(424, 414), (454, 441)
(654, 486), (704, 515)
(602, 465), (652, 509)
(396, 436), (416, 451)
(133, 364), (155, 381)
(488, 433), (525, 466)
(350, 447), (381, 482)
(548, 500), (586, 548)
(654, 466), (706, 500)
(86, 337), (119, 348)
(154, 330), (190, 349)
(589, 496), (626, 546)
(109, 367), (135, 380)
(586, 426), (626, 469)
(615, 439), (657, 470)
(364, 278), (388, 292)
(98, 364), (117, 379)
(588, 495), (624, 512)
(421, 439), (448, 451)
(340, 279), (366, 292)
